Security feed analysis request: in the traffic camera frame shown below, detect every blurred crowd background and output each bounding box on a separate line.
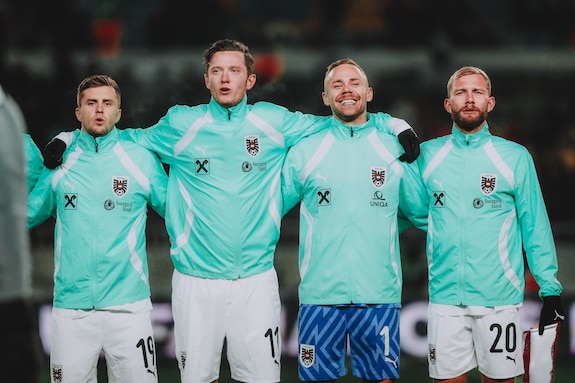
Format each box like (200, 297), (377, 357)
(3, 0), (575, 222)
(3, 0), (574, 284)
(2, 0), (573, 289)
(3, 0), (575, 372)
(2, 0), (574, 334)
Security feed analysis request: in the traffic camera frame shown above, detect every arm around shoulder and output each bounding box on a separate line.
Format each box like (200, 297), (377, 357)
(43, 131), (76, 169)
(372, 113), (420, 163)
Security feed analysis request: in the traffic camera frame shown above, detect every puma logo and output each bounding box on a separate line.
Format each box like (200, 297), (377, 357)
(147, 369), (156, 377)
(385, 356), (398, 368)
(506, 355), (516, 364)
(315, 174), (328, 183)
(554, 310), (565, 321)
(432, 178), (445, 189)
(195, 145), (207, 156)
(64, 181), (77, 191)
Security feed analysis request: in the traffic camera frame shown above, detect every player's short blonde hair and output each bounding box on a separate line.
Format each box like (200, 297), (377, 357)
(446, 66), (491, 97)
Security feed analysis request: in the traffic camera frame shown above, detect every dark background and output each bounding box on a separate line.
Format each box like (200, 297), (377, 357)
(3, 0), (575, 221)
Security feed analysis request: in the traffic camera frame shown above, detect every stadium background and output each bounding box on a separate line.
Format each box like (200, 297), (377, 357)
(3, 0), (574, 381)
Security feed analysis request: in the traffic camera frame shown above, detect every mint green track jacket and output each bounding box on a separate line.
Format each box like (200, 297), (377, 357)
(281, 114), (424, 305)
(415, 124), (562, 306)
(28, 128), (168, 309)
(121, 97), (408, 280)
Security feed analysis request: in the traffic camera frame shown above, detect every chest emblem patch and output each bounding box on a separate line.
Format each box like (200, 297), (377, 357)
(245, 135), (260, 157)
(371, 167), (386, 188)
(480, 174), (497, 195)
(112, 176), (129, 197)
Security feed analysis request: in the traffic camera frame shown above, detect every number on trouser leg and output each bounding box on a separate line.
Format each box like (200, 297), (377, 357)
(489, 323), (517, 353)
(265, 327), (280, 365)
(136, 336), (157, 376)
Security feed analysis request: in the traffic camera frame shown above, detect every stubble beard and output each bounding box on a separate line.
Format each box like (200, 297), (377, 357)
(333, 104), (365, 124)
(452, 109), (489, 132)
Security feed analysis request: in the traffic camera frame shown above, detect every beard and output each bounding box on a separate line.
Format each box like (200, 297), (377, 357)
(451, 109), (489, 132)
(331, 103), (366, 124)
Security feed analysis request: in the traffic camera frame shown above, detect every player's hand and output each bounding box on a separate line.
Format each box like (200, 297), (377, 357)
(43, 138), (66, 169)
(539, 295), (565, 335)
(398, 129), (420, 163)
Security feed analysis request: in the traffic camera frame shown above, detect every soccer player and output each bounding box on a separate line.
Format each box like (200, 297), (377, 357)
(414, 66), (564, 383)
(281, 58), (425, 383)
(28, 75), (168, 383)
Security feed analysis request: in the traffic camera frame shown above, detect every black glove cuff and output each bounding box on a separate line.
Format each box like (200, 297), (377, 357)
(543, 295), (562, 304)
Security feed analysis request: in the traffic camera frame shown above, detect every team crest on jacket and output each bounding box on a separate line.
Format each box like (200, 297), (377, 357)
(300, 344), (315, 368)
(371, 167), (386, 188)
(112, 176), (129, 197)
(480, 173), (497, 195)
(245, 135), (260, 157)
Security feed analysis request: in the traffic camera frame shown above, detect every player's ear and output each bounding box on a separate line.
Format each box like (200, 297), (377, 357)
(321, 91), (329, 106)
(443, 98), (452, 114)
(366, 87), (373, 102)
(246, 73), (257, 91)
(487, 96), (495, 113)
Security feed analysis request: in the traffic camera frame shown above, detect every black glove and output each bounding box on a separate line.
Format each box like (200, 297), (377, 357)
(539, 295), (565, 335)
(43, 138), (67, 169)
(398, 129), (420, 163)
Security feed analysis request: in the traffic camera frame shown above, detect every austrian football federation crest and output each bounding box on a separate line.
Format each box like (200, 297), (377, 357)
(112, 176), (129, 197)
(180, 351), (187, 369)
(300, 344), (315, 368)
(429, 344), (437, 365)
(371, 167), (386, 188)
(480, 173), (497, 195)
(52, 364), (63, 383)
(245, 135), (260, 157)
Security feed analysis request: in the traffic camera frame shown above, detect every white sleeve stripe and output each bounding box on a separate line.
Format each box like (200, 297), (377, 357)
(388, 117), (411, 135)
(499, 209), (522, 292)
(427, 215), (434, 270)
(300, 203), (313, 279)
(171, 178), (194, 255)
(53, 147), (82, 190)
(113, 143), (150, 193)
(368, 131), (403, 175)
(389, 219), (401, 289)
(269, 172), (282, 230)
(127, 211), (148, 284)
(300, 132), (335, 185)
(247, 112), (285, 148)
(422, 138), (453, 183)
(175, 112), (212, 157)
(483, 140), (515, 189)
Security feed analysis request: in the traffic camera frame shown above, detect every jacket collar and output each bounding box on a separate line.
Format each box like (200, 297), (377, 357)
(451, 122), (491, 148)
(329, 113), (375, 139)
(207, 96), (249, 122)
(77, 127), (118, 152)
